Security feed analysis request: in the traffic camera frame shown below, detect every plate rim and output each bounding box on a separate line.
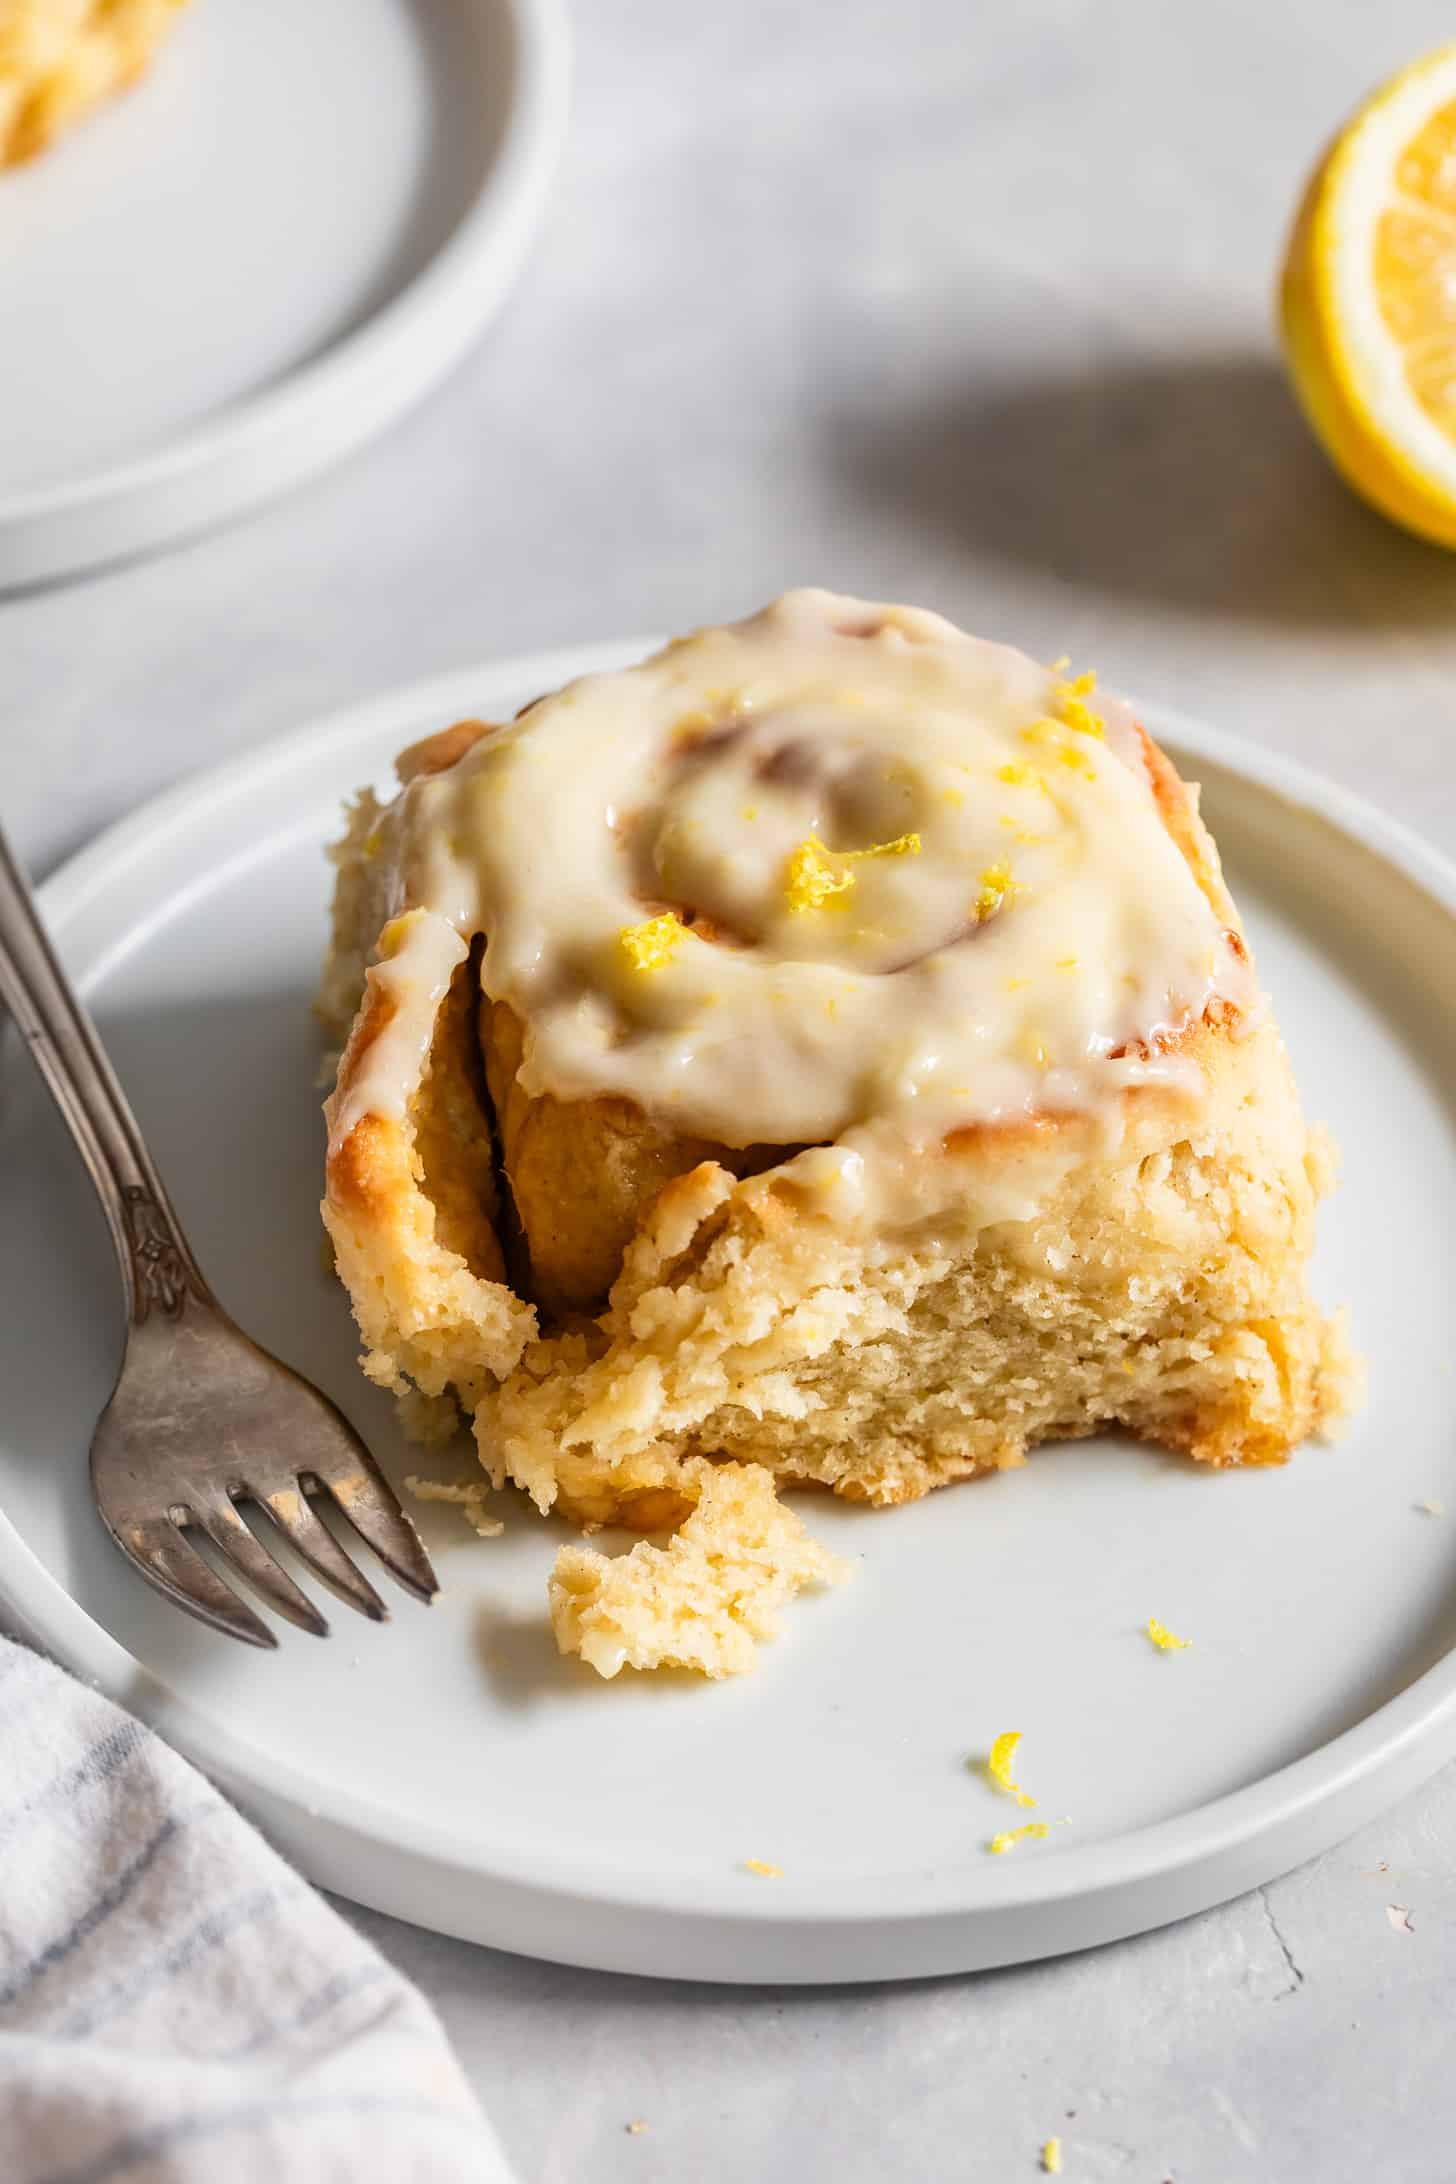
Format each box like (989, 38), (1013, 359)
(3, 642), (1455, 1981)
(0, 0), (571, 587)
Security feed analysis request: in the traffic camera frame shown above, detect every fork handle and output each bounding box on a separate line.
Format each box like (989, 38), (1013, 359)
(0, 820), (211, 1326)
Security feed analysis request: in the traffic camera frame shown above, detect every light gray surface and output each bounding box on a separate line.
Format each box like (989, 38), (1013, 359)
(5, 0), (1455, 2177)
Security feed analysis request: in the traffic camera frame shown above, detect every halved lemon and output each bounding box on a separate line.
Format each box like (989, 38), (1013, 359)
(1281, 42), (1456, 547)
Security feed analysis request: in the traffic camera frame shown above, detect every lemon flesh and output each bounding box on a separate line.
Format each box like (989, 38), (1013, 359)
(1281, 43), (1456, 548)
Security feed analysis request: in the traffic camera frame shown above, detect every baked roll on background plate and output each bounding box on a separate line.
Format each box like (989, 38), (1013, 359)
(0, 0), (189, 166)
(319, 590), (1356, 1676)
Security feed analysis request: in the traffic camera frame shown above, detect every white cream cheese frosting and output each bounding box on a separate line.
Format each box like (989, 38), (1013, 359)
(331, 590), (1255, 1165)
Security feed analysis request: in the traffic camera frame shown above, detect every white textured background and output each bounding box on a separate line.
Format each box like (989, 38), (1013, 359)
(7, 2), (1456, 2178)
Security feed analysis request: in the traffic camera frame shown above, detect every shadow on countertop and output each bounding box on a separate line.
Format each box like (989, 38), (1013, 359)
(828, 352), (1456, 629)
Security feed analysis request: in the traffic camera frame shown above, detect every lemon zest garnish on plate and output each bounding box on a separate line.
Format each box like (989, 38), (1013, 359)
(619, 912), (686, 971)
(784, 833), (921, 913)
(1041, 2137), (1064, 2175)
(743, 1858), (783, 1878)
(989, 1823), (1050, 1854)
(986, 1729), (1036, 1807)
(1147, 1616), (1192, 1652)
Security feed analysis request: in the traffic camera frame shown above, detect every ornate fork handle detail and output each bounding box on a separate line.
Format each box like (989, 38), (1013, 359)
(122, 1185), (207, 1322)
(0, 824), (211, 1327)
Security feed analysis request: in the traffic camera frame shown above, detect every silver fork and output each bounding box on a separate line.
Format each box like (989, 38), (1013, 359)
(0, 821), (438, 1649)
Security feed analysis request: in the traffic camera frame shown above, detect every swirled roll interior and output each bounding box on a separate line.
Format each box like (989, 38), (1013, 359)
(319, 592), (1356, 1668)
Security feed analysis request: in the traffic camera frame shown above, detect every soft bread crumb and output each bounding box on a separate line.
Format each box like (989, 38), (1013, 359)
(547, 1460), (848, 1679)
(405, 1476), (504, 1538)
(479, 1021), (1361, 1531)
(396, 1388), (462, 1446)
(1313, 1307), (1363, 1441)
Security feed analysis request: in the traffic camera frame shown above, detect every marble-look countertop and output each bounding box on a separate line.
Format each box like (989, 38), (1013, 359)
(6, 1), (1455, 2176)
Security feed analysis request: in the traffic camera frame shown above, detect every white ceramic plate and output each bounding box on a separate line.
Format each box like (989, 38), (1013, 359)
(2, 645), (1455, 1985)
(0, 0), (568, 588)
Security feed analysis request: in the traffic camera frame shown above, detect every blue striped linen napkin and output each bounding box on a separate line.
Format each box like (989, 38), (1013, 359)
(0, 1634), (517, 2184)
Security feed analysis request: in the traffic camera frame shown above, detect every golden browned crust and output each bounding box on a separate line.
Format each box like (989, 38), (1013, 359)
(394, 718), (499, 785)
(323, 958), (534, 1415)
(480, 997), (797, 1316)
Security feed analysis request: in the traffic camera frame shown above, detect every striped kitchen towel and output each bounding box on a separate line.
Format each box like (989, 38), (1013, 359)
(0, 1635), (516, 2183)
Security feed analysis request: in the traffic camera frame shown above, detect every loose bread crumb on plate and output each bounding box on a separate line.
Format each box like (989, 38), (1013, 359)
(547, 1460), (850, 1679)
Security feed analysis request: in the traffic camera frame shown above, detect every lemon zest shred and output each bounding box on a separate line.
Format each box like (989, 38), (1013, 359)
(1055, 667), (1106, 740)
(784, 837), (856, 913)
(743, 1858), (783, 1878)
(989, 1823), (1050, 1854)
(986, 1729), (1036, 1807)
(1041, 2136), (1064, 2174)
(975, 863), (1020, 921)
(784, 832), (921, 913)
(853, 831), (922, 860)
(619, 913), (686, 971)
(1147, 1616), (1192, 1652)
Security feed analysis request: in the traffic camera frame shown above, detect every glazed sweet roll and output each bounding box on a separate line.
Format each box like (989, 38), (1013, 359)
(320, 591), (1353, 1584)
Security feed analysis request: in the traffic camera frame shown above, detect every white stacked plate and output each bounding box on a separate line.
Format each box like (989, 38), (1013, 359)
(0, 0), (568, 585)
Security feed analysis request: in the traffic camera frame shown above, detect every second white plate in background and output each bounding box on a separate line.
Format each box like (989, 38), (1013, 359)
(0, 0), (568, 586)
